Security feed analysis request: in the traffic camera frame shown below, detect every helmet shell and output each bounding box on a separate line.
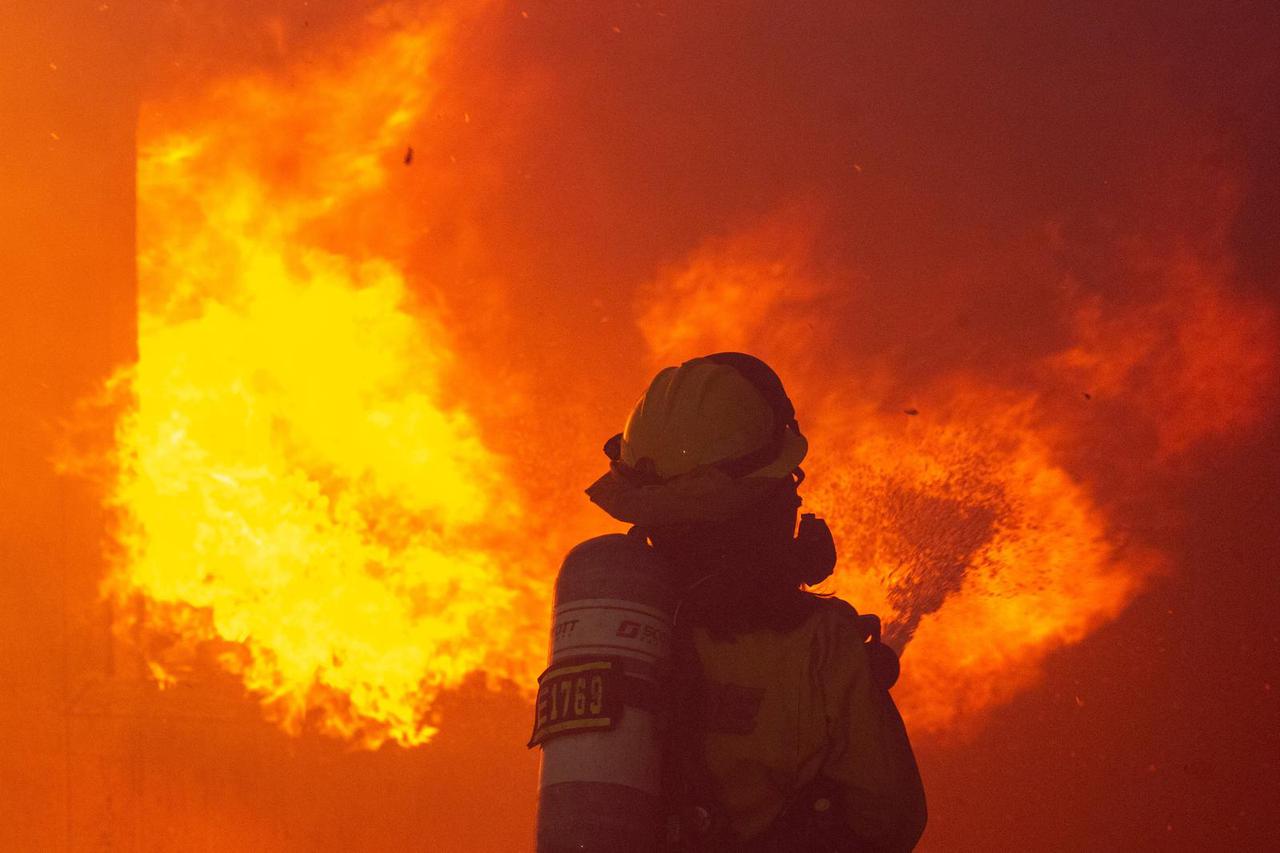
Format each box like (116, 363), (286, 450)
(620, 358), (806, 481)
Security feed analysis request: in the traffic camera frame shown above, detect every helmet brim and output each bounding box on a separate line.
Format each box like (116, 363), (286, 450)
(742, 425), (808, 480)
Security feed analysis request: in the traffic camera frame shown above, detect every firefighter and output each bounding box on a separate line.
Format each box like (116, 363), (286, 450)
(579, 353), (927, 851)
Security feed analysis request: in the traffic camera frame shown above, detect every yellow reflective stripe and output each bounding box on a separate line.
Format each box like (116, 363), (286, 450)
(538, 661), (613, 682)
(535, 717), (613, 740)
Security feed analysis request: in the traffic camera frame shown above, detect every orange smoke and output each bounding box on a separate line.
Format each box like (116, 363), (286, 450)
(1050, 249), (1278, 458)
(95, 3), (1278, 752)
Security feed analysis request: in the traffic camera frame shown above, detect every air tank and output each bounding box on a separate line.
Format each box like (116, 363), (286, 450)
(531, 534), (675, 853)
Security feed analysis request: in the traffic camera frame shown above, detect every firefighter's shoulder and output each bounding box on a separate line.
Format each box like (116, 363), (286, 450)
(809, 595), (864, 632)
(806, 596), (872, 668)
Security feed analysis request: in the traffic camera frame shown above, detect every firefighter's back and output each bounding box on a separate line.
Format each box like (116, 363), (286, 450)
(685, 597), (926, 851)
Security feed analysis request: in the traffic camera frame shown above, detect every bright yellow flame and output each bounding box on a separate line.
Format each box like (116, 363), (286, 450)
(112, 18), (536, 747)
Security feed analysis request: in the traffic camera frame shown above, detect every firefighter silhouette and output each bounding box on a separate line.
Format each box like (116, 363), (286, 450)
(531, 354), (926, 852)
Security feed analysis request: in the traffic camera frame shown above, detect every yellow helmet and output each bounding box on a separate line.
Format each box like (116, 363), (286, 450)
(615, 354), (807, 482)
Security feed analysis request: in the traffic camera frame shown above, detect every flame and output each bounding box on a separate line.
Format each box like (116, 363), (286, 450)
(101, 6), (1277, 751)
(638, 210), (829, 368)
(112, 14), (543, 748)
